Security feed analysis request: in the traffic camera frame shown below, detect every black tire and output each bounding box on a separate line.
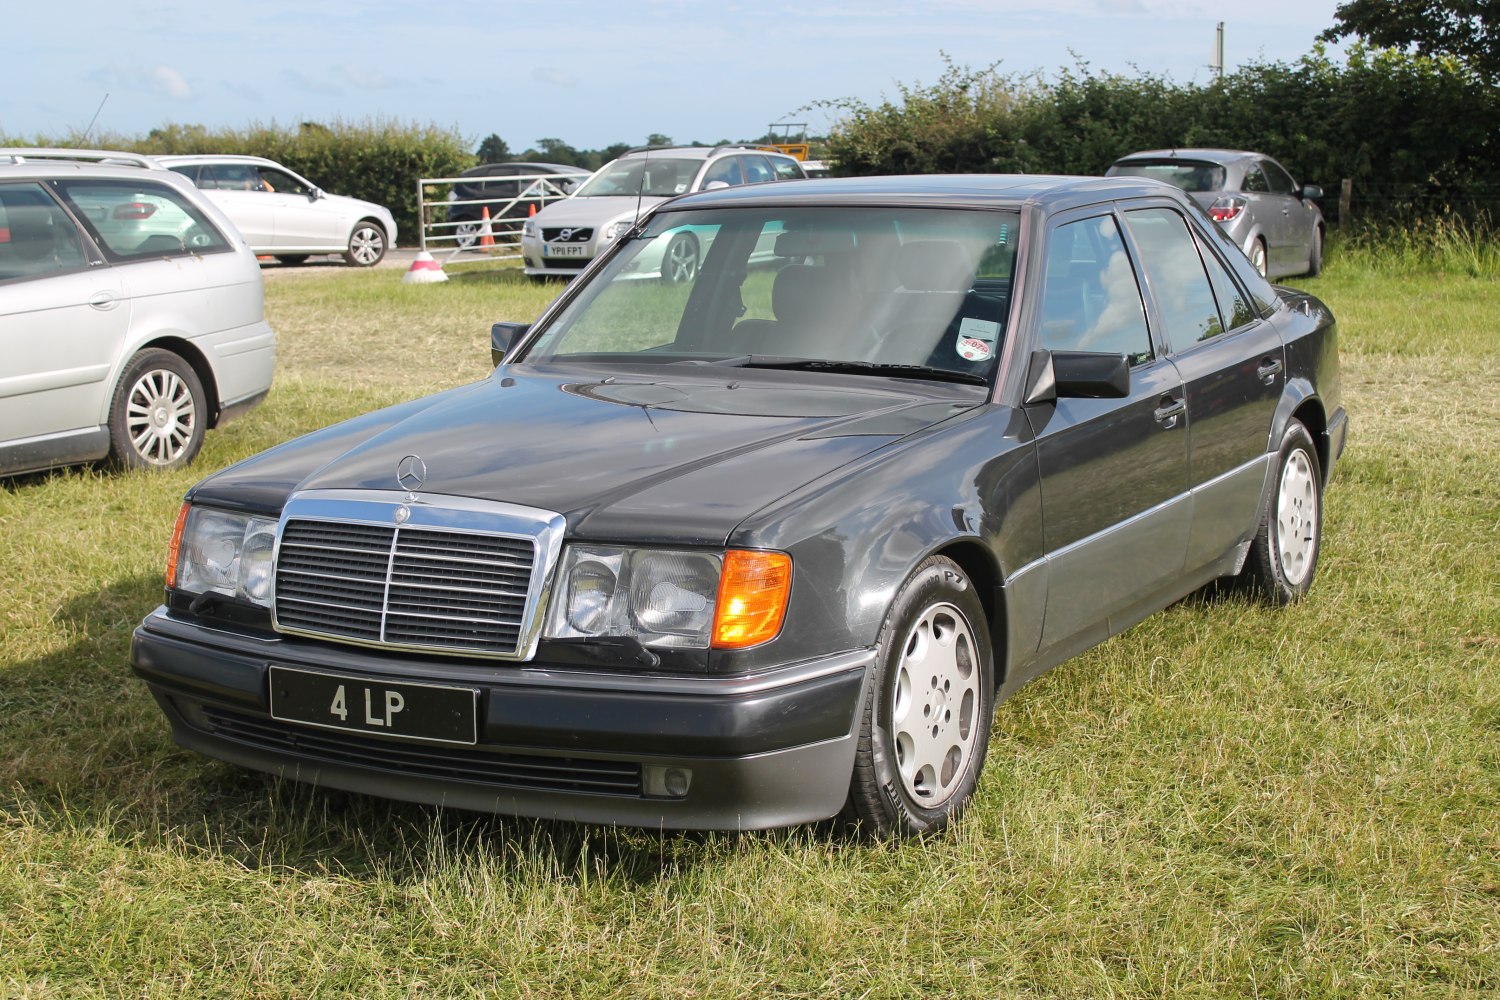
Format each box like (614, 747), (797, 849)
(1244, 420), (1323, 605)
(344, 220), (387, 267)
(844, 556), (994, 838)
(107, 349), (207, 471)
(1306, 227), (1324, 277)
(275, 254), (309, 266)
(661, 232), (699, 284)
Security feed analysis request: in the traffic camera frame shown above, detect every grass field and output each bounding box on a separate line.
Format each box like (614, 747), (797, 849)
(1, 247), (1496, 998)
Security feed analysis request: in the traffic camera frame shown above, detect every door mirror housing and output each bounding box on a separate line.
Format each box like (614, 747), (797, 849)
(491, 321), (529, 366)
(1024, 349), (1131, 404)
(1300, 184), (1323, 201)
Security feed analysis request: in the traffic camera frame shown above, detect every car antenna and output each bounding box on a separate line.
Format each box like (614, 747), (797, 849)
(80, 93), (109, 145)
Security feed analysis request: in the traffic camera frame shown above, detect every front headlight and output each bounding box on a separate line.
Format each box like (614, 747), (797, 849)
(544, 545), (790, 650)
(521, 219), (537, 238)
(603, 218), (635, 240)
(168, 504), (278, 608)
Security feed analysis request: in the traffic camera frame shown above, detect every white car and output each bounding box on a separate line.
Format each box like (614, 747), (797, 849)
(519, 146), (805, 281)
(154, 154), (397, 267)
(0, 149), (275, 475)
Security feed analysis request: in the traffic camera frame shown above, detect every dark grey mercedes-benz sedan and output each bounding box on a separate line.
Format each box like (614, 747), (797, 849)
(132, 174), (1347, 836)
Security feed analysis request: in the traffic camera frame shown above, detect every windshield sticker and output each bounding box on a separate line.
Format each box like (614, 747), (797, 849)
(955, 317), (1000, 361)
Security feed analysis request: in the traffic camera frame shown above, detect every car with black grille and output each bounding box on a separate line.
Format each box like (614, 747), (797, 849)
(132, 173), (1346, 835)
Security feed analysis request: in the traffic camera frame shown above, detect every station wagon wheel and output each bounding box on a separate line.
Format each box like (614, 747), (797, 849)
(845, 556), (994, 837)
(1306, 227), (1323, 277)
(1249, 237), (1268, 278)
(107, 348), (207, 471)
(661, 232), (699, 284)
(344, 221), (387, 266)
(1244, 420), (1322, 604)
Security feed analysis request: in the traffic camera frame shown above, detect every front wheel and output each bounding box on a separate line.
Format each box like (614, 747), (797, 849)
(344, 221), (387, 266)
(107, 349), (206, 471)
(452, 218), (480, 249)
(1244, 420), (1323, 604)
(844, 556), (994, 838)
(661, 232), (698, 284)
(1306, 227), (1324, 277)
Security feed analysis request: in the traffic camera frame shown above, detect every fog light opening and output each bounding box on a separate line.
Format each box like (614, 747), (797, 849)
(643, 765), (693, 799)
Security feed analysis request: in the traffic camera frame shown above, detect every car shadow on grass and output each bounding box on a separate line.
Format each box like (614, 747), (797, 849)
(1, 573), (813, 886)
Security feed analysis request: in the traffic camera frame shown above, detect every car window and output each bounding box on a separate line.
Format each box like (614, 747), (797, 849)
(258, 168), (312, 196)
(167, 165), (203, 186)
(741, 155), (777, 185)
(51, 179), (231, 260)
(701, 157), (744, 188)
(769, 157), (804, 181)
(1038, 215), (1151, 364)
(575, 158), (700, 197)
(1109, 160), (1226, 193)
(1124, 208), (1225, 345)
(0, 183), (90, 281)
(1261, 159), (1296, 195)
(203, 163), (267, 192)
(1180, 198), (1280, 317)
(526, 206), (1019, 380)
(1241, 165), (1269, 194)
(1194, 231), (1256, 334)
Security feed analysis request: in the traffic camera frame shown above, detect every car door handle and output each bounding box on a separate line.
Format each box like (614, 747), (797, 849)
(1257, 358), (1283, 384)
(88, 291), (119, 310)
(1154, 395), (1186, 428)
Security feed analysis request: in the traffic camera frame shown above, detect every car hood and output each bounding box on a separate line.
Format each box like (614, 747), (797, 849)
(534, 195), (667, 228)
(189, 364), (981, 546)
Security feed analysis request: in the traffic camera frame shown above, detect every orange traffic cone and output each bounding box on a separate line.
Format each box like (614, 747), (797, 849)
(479, 206), (495, 248)
(528, 203), (537, 217)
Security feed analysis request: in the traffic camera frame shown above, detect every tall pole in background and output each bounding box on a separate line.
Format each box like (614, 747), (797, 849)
(1211, 22), (1225, 79)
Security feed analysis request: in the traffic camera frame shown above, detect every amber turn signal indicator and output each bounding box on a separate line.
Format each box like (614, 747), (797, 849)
(712, 549), (792, 649)
(165, 503), (191, 589)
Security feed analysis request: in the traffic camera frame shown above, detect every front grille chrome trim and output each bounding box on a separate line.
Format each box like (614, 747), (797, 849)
(270, 489), (567, 662)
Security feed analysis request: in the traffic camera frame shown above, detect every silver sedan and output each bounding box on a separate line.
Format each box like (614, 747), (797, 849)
(1106, 148), (1325, 279)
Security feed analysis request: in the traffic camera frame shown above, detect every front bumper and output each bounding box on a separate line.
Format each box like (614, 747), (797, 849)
(131, 608), (871, 830)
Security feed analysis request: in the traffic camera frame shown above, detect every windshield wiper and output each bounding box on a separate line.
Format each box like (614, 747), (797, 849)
(726, 356), (991, 386)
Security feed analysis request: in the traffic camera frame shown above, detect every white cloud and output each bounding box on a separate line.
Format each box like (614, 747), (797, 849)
(150, 66), (192, 100)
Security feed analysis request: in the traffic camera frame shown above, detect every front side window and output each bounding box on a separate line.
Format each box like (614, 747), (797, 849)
(1124, 208), (1225, 345)
(52, 179), (231, 260)
(1261, 160), (1296, 195)
(522, 206), (1020, 383)
(0, 183), (90, 281)
(701, 157), (744, 188)
(258, 167), (312, 196)
(1038, 215), (1151, 364)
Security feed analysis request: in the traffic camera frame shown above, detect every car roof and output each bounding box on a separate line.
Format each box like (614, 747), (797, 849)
(150, 154), (280, 167)
(618, 145), (796, 162)
(0, 148), (191, 184)
(1111, 149), (1267, 166)
(659, 173), (1175, 214)
(461, 162), (583, 177)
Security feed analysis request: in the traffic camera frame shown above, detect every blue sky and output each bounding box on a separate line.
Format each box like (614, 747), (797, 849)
(7, 1), (1345, 151)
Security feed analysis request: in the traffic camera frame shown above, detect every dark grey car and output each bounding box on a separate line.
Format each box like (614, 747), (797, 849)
(132, 175), (1347, 836)
(1106, 149), (1326, 279)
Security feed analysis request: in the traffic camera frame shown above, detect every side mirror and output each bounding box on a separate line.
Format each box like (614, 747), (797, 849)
(703, 180), (731, 191)
(1024, 349), (1130, 404)
(491, 321), (529, 366)
(1300, 184), (1323, 201)
(308, 186), (323, 201)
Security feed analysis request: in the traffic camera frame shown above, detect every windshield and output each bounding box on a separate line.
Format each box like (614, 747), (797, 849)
(521, 205), (1020, 383)
(574, 158), (701, 198)
(1110, 160), (1227, 193)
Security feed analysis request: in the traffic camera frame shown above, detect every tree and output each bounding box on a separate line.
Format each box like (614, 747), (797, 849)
(1320, 0), (1499, 80)
(475, 133), (511, 162)
(645, 133), (673, 147)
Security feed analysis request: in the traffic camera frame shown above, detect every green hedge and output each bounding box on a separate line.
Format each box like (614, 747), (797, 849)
(87, 119), (473, 243)
(820, 46), (1500, 227)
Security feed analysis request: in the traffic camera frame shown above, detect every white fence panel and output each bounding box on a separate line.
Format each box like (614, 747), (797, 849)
(415, 170), (591, 260)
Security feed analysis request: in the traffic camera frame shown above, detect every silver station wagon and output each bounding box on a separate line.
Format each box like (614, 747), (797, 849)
(133, 174), (1345, 836)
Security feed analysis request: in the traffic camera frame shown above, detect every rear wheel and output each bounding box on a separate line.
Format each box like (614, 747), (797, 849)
(107, 349), (206, 471)
(1249, 237), (1268, 278)
(844, 556), (993, 838)
(1306, 227), (1323, 277)
(1244, 420), (1322, 604)
(344, 221), (387, 266)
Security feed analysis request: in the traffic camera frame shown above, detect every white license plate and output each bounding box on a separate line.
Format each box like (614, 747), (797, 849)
(544, 244), (589, 258)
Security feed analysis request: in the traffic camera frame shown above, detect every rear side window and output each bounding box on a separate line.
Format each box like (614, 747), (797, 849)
(0, 183), (90, 281)
(52, 179), (231, 260)
(1125, 208), (1225, 345)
